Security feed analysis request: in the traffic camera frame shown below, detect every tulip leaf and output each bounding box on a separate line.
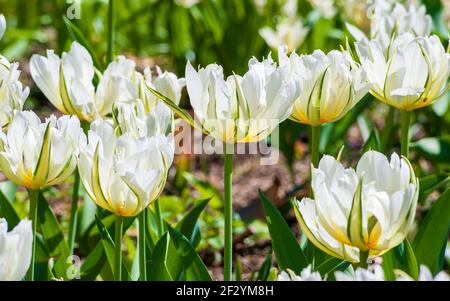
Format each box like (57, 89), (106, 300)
(362, 129), (381, 153)
(315, 256), (350, 276)
(411, 136), (450, 162)
(37, 191), (70, 279)
(183, 172), (223, 208)
(413, 189), (450, 274)
(62, 16), (102, 69)
(146, 85), (198, 130)
(0, 188), (20, 230)
(176, 198), (210, 247)
(382, 240), (419, 280)
(80, 241), (106, 280)
(259, 191), (308, 273)
(167, 226), (212, 281)
(418, 174), (450, 203)
(148, 232), (173, 281)
(94, 215), (132, 281)
(256, 249), (273, 281)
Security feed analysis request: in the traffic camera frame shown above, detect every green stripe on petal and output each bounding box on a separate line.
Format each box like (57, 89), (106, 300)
(91, 143), (113, 212)
(59, 64), (77, 115)
(32, 122), (52, 188)
(347, 179), (368, 250)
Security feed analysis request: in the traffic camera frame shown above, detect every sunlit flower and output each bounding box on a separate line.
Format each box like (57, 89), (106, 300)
(347, 0), (432, 53)
(259, 18), (309, 53)
(283, 48), (370, 126)
(0, 14), (6, 40)
(278, 266), (322, 281)
(335, 264), (385, 281)
(30, 42), (97, 121)
(0, 56), (29, 130)
(396, 265), (450, 281)
(294, 151), (418, 263)
(184, 47), (301, 143)
(356, 33), (450, 111)
(78, 119), (174, 217)
(0, 218), (32, 281)
(0, 111), (84, 189)
(308, 0), (337, 19)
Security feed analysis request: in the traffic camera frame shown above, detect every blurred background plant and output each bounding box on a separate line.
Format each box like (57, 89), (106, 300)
(0, 0), (449, 280)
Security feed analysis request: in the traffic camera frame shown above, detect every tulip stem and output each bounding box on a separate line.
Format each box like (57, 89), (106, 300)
(114, 215), (123, 281)
(68, 170), (80, 255)
(358, 250), (369, 269)
(400, 110), (411, 158)
(138, 210), (147, 281)
(380, 106), (395, 153)
(107, 0), (115, 63)
(223, 144), (233, 281)
(154, 199), (164, 237)
(28, 189), (39, 281)
(311, 125), (320, 167)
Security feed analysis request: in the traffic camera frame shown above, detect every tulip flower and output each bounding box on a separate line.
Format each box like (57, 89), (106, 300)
(335, 264), (385, 281)
(347, 0), (432, 54)
(184, 51), (301, 144)
(0, 14), (6, 40)
(259, 18), (309, 53)
(0, 219), (32, 281)
(0, 56), (30, 130)
(30, 42), (97, 121)
(0, 111), (84, 189)
(278, 266), (322, 281)
(0, 111), (84, 279)
(396, 265), (450, 281)
(356, 33), (450, 156)
(78, 119), (173, 280)
(294, 151), (418, 265)
(283, 47), (370, 167)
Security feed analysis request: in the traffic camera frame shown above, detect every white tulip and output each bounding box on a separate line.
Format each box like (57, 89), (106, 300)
(78, 119), (174, 217)
(396, 265), (450, 281)
(335, 264), (385, 281)
(97, 56), (184, 116)
(283, 48), (371, 126)
(277, 265), (322, 281)
(259, 18), (309, 53)
(0, 56), (29, 130)
(185, 48), (301, 143)
(294, 151), (418, 263)
(356, 33), (450, 111)
(30, 42), (97, 121)
(0, 111), (84, 189)
(0, 14), (6, 40)
(0, 218), (32, 281)
(347, 0), (432, 54)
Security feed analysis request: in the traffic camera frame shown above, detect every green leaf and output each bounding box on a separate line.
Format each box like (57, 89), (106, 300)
(80, 242), (106, 280)
(411, 136), (450, 162)
(257, 249), (273, 281)
(259, 191), (308, 273)
(382, 240), (419, 280)
(183, 173), (223, 208)
(94, 215), (132, 281)
(413, 189), (450, 274)
(176, 198), (210, 247)
(167, 226), (212, 281)
(37, 192), (70, 279)
(315, 257), (350, 277)
(418, 174), (450, 202)
(0, 188), (20, 230)
(362, 129), (381, 153)
(148, 233), (173, 281)
(235, 256), (242, 281)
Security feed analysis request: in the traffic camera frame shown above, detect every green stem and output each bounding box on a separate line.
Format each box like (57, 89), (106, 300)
(114, 215), (123, 281)
(400, 110), (411, 158)
(380, 106), (395, 153)
(358, 250), (369, 269)
(28, 189), (39, 281)
(68, 170), (80, 255)
(138, 211), (147, 281)
(223, 144), (233, 281)
(311, 125), (321, 167)
(154, 199), (164, 237)
(107, 0), (115, 63)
